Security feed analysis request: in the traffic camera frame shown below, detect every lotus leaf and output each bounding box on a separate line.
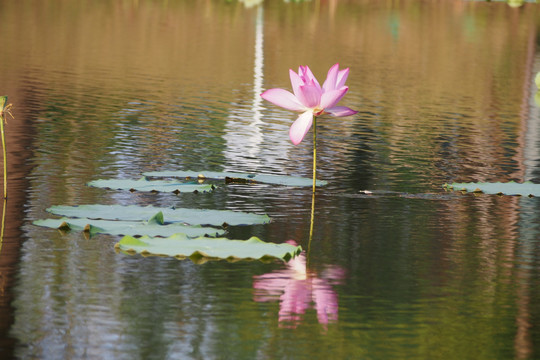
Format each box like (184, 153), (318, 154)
(33, 213), (224, 237)
(47, 204), (271, 226)
(143, 170), (327, 187)
(444, 182), (540, 197)
(87, 177), (214, 193)
(115, 234), (302, 262)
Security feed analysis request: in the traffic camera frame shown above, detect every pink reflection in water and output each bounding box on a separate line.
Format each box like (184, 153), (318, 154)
(253, 243), (345, 327)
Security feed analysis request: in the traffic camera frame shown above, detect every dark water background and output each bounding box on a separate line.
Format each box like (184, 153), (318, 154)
(1, 0), (540, 359)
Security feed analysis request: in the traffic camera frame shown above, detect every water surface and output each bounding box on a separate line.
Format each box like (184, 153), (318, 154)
(0, 0), (539, 359)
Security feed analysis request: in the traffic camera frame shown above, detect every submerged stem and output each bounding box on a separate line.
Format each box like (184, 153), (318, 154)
(307, 116), (317, 267)
(307, 190), (315, 268)
(0, 198), (5, 255)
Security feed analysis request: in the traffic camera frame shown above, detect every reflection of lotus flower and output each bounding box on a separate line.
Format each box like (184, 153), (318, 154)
(253, 244), (345, 326)
(261, 64), (357, 145)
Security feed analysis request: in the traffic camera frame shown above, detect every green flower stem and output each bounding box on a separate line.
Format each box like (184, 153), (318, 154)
(312, 116), (317, 193)
(0, 115), (6, 199)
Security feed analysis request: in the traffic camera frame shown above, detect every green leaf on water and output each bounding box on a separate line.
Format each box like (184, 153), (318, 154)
(143, 170), (327, 187)
(148, 211), (164, 225)
(47, 204), (271, 226)
(443, 182), (540, 197)
(33, 214), (225, 237)
(87, 177), (215, 193)
(115, 234), (302, 262)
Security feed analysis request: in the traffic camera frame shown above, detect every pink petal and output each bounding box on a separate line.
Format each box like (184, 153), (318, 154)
(289, 69), (304, 99)
(322, 63), (339, 92)
(320, 265), (347, 282)
(298, 66), (309, 81)
(261, 88), (305, 112)
(336, 68), (349, 89)
(320, 87), (348, 109)
(278, 280), (310, 321)
(289, 111), (313, 145)
(297, 83), (322, 108)
(325, 106), (358, 117)
(312, 278), (339, 324)
(301, 65), (321, 90)
(253, 274), (288, 297)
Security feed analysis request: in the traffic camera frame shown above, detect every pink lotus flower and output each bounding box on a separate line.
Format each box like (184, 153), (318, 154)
(261, 64), (357, 145)
(253, 243), (345, 327)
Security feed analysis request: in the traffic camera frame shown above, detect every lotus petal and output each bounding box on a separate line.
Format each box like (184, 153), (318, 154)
(336, 67), (349, 89)
(320, 87), (348, 110)
(326, 106), (358, 117)
(297, 84), (322, 108)
(289, 111), (313, 145)
(322, 63), (340, 92)
(261, 88), (305, 112)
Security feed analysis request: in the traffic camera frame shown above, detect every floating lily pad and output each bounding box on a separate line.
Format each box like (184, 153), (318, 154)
(115, 234), (302, 262)
(33, 211), (224, 237)
(340, 190), (458, 200)
(143, 170), (327, 187)
(87, 177), (214, 193)
(47, 204), (270, 226)
(443, 182), (540, 197)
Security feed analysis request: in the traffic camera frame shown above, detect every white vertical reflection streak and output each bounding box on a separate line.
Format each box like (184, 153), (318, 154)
(252, 5), (264, 127)
(252, 4), (265, 148)
(514, 33), (540, 360)
(523, 52), (540, 181)
(223, 5), (264, 171)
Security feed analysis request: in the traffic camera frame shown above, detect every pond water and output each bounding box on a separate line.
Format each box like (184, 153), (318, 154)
(1, 0), (540, 359)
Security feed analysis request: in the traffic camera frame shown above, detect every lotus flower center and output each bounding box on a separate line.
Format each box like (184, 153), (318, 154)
(313, 107), (324, 116)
